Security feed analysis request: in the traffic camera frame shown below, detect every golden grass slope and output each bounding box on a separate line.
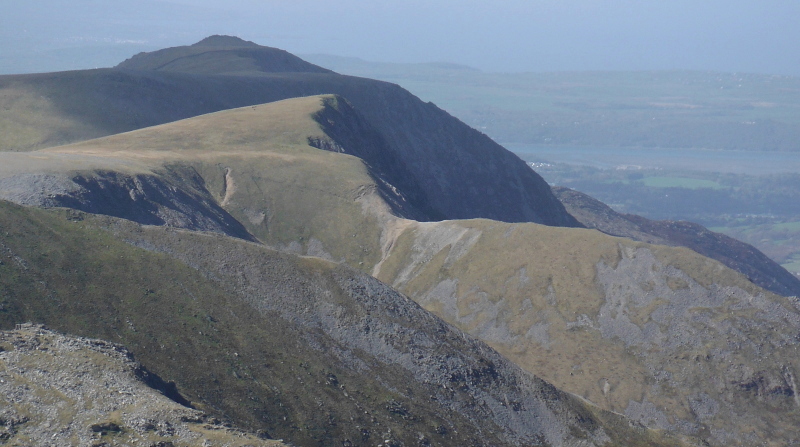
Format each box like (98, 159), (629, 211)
(0, 95), (388, 268)
(373, 218), (800, 446)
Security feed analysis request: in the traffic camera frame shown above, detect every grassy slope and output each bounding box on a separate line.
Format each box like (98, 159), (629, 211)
(0, 201), (692, 447)
(0, 202), (468, 446)
(34, 95), (387, 269)
(374, 219), (800, 446)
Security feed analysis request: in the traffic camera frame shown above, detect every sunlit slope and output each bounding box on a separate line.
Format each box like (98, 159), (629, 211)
(0, 96), (398, 267)
(0, 202), (690, 447)
(373, 218), (800, 446)
(553, 186), (800, 297)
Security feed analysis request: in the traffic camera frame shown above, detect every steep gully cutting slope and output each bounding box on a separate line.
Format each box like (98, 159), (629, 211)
(2, 95), (798, 445)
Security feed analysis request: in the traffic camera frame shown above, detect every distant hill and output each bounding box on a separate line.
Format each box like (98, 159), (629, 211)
(117, 35), (334, 74)
(553, 186), (800, 297)
(301, 54), (800, 152)
(0, 37), (577, 227)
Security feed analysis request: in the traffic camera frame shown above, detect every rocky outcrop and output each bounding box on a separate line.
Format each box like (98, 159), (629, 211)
(554, 186), (800, 297)
(373, 217), (800, 446)
(0, 324), (284, 446)
(0, 165), (256, 241)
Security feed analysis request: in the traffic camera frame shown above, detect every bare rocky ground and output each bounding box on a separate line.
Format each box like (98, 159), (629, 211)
(0, 324), (285, 447)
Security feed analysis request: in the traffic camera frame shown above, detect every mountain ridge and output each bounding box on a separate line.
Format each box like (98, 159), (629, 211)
(553, 186), (800, 297)
(1, 39), (578, 227)
(117, 35), (333, 74)
(1, 91), (793, 444)
(0, 201), (690, 446)
(1, 36), (798, 446)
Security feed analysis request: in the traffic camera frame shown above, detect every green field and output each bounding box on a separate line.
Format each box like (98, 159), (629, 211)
(774, 221), (800, 231)
(641, 176), (723, 189)
(783, 259), (800, 275)
(532, 161), (800, 277)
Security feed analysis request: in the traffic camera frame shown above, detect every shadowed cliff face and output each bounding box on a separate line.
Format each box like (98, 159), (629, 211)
(0, 37), (579, 227)
(553, 186), (800, 297)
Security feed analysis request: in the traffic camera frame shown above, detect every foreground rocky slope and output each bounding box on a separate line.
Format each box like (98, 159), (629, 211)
(0, 324), (285, 446)
(0, 36), (576, 226)
(553, 186), (800, 297)
(0, 202), (685, 447)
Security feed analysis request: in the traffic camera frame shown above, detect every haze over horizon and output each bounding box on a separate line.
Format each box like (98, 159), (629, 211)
(2, 0), (798, 76)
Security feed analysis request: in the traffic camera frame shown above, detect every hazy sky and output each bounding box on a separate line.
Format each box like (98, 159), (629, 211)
(2, 0), (799, 75)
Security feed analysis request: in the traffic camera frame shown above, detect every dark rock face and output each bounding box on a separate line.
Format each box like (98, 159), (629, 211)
(308, 95), (430, 221)
(0, 166), (256, 241)
(554, 186), (800, 297)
